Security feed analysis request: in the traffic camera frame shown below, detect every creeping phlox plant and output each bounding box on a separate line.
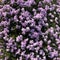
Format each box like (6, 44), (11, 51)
(0, 0), (60, 60)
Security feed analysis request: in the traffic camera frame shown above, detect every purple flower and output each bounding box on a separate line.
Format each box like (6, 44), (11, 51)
(24, 0), (36, 7)
(0, 0), (60, 59)
(10, 0), (15, 4)
(44, 0), (52, 3)
(16, 35), (23, 42)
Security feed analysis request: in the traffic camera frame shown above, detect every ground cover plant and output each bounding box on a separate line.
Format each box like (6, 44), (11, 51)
(0, 0), (60, 60)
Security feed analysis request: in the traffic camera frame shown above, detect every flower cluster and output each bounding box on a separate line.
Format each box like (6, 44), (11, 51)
(0, 0), (60, 60)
